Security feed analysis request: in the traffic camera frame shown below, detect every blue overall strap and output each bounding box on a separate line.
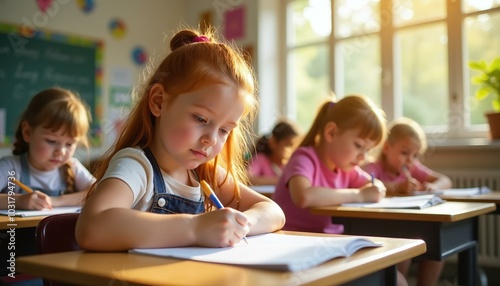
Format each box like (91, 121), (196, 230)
(143, 148), (167, 194)
(19, 153), (31, 192)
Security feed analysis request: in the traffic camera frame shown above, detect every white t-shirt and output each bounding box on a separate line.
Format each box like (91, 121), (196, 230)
(101, 147), (202, 211)
(0, 155), (95, 194)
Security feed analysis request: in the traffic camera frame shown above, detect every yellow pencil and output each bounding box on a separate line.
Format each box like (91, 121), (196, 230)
(12, 178), (34, 193)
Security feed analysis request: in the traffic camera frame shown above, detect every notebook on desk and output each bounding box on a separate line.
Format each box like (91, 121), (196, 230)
(342, 194), (445, 209)
(0, 206), (81, 217)
(130, 233), (383, 272)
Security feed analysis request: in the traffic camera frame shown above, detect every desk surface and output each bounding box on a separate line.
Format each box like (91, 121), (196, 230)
(18, 232), (426, 286)
(441, 191), (500, 204)
(311, 202), (496, 222)
(0, 215), (45, 229)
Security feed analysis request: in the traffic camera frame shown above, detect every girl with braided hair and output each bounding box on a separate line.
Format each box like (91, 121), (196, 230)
(0, 87), (95, 210)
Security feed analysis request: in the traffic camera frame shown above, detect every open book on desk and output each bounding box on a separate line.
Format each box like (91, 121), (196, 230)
(342, 194), (445, 209)
(0, 206), (81, 217)
(130, 233), (382, 272)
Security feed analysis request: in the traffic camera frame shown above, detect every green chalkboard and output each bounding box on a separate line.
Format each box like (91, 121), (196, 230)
(0, 22), (103, 145)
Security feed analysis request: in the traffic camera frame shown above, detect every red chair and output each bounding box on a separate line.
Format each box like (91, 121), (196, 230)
(35, 213), (81, 286)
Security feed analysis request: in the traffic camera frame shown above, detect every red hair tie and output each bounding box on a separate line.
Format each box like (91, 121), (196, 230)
(193, 36), (210, 43)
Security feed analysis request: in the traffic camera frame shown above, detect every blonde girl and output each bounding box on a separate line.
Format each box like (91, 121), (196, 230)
(363, 117), (451, 286)
(272, 94), (387, 234)
(76, 27), (285, 251)
(363, 117), (452, 195)
(0, 87), (95, 210)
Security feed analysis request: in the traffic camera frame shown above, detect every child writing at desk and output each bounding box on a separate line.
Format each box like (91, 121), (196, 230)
(0, 87), (95, 210)
(362, 117), (452, 195)
(272, 95), (387, 234)
(76, 27), (285, 251)
(273, 95), (408, 286)
(362, 117), (451, 286)
(247, 120), (299, 185)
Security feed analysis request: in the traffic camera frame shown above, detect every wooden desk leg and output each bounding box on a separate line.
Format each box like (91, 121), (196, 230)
(458, 244), (477, 286)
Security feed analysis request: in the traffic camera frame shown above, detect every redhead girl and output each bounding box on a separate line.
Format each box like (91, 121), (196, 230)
(76, 28), (285, 251)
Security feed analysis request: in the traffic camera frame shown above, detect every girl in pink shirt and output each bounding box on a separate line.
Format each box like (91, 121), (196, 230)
(273, 95), (387, 234)
(272, 95), (409, 286)
(363, 117), (451, 196)
(362, 117), (451, 286)
(247, 120), (299, 185)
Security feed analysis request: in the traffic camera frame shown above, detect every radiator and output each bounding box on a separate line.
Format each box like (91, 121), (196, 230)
(442, 169), (500, 267)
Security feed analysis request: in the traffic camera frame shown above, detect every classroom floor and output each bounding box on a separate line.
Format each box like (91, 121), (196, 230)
(407, 262), (500, 286)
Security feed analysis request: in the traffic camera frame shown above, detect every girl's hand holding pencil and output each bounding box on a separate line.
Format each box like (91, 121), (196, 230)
(200, 180), (248, 245)
(400, 165), (423, 195)
(11, 178), (53, 210)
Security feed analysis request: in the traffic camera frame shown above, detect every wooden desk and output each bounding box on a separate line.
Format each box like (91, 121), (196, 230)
(441, 192), (500, 214)
(311, 202), (495, 286)
(0, 215), (46, 230)
(17, 232), (426, 286)
(250, 185), (275, 199)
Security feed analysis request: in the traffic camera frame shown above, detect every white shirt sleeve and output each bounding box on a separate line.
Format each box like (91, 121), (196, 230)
(101, 148), (155, 211)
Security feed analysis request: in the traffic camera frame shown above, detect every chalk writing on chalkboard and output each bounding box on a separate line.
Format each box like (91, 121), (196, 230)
(0, 22), (103, 146)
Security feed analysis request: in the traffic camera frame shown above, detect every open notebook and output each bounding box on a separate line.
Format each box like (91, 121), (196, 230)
(0, 206), (81, 217)
(342, 194), (445, 209)
(130, 233), (382, 272)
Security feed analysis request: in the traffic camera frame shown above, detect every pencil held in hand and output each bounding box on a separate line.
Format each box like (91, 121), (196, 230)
(12, 179), (34, 193)
(401, 166), (412, 179)
(200, 180), (224, 209)
(200, 180), (249, 244)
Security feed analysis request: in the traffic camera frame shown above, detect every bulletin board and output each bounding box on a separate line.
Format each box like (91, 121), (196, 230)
(0, 22), (103, 145)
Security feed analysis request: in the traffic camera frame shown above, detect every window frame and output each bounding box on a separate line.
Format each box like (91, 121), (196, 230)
(272, 0), (500, 140)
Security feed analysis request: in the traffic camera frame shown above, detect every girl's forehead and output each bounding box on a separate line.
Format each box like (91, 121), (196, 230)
(395, 136), (421, 149)
(37, 125), (78, 139)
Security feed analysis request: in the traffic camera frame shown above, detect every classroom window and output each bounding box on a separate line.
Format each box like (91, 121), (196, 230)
(282, 0), (500, 139)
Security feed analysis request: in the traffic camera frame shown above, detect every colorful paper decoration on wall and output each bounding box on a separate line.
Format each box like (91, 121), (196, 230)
(131, 46), (147, 66)
(36, 0), (53, 13)
(224, 6), (245, 40)
(108, 18), (126, 39)
(77, 0), (95, 13)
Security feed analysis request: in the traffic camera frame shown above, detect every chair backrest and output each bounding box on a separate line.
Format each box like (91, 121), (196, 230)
(36, 213), (81, 286)
(36, 213), (81, 254)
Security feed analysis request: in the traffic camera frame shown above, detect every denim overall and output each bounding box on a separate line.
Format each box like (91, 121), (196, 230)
(143, 148), (205, 214)
(0, 153), (65, 195)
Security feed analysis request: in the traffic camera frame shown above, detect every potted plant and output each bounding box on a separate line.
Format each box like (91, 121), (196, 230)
(469, 57), (500, 139)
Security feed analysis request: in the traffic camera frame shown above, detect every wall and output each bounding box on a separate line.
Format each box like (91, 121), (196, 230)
(183, 0), (284, 135)
(0, 0), (184, 160)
